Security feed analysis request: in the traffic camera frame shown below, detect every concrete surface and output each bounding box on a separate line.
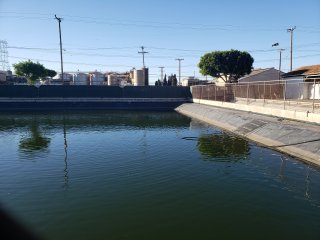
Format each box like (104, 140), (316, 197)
(193, 98), (320, 124)
(176, 103), (320, 166)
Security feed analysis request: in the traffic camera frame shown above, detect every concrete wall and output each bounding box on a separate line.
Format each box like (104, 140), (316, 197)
(192, 98), (320, 124)
(0, 85), (192, 99)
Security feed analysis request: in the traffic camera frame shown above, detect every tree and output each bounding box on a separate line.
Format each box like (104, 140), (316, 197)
(163, 74), (168, 86)
(172, 74), (178, 86)
(13, 60), (56, 84)
(45, 69), (57, 78)
(163, 74), (167, 86)
(168, 75), (172, 86)
(198, 49), (254, 82)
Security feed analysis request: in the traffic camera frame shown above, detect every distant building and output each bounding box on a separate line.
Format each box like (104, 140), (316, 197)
(282, 64), (320, 81)
(238, 68), (284, 83)
(73, 72), (89, 85)
(182, 76), (200, 86)
(89, 71), (105, 85)
(214, 68), (283, 85)
(0, 70), (7, 82)
(132, 68), (149, 86)
(282, 64), (320, 99)
(107, 72), (131, 86)
(52, 73), (73, 85)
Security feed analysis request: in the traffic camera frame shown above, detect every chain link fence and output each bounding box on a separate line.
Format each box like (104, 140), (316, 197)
(191, 79), (320, 113)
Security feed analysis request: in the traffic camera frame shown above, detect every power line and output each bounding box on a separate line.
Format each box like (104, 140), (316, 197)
(2, 12), (320, 33)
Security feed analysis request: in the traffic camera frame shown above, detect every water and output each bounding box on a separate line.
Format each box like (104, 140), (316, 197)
(0, 111), (319, 240)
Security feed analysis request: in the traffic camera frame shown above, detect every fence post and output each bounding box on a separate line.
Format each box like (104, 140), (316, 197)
(263, 81), (266, 106)
(234, 84), (236, 102)
(312, 79), (316, 113)
(246, 83), (249, 104)
(215, 85), (217, 101)
(207, 85), (209, 100)
(283, 79), (286, 109)
(224, 85), (226, 102)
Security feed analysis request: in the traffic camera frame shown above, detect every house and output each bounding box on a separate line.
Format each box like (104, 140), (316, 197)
(238, 68), (284, 83)
(214, 67), (283, 86)
(282, 64), (320, 99)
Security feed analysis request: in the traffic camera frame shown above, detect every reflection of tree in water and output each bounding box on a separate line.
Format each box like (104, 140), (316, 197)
(19, 122), (50, 153)
(197, 134), (249, 161)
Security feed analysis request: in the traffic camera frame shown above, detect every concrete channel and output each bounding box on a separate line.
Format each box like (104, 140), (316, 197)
(176, 103), (320, 166)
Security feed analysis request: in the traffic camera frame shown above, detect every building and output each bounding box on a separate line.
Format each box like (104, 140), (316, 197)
(107, 72), (131, 86)
(73, 72), (89, 85)
(0, 70), (7, 82)
(132, 68), (149, 86)
(52, 73), (73, 85)
(182, 76), (200, 86)
(238, 68), (284, 83)
(282, 64), (320, 99)
(89, 71), (105, 85)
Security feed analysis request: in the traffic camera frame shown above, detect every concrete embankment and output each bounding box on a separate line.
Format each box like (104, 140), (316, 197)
(176, 103), (320, 166)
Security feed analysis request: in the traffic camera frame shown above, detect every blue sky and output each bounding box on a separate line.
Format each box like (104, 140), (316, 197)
(0, 0), (319, 83)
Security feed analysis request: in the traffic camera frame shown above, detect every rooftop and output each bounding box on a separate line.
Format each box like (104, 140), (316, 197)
(283, 64), (320, 77)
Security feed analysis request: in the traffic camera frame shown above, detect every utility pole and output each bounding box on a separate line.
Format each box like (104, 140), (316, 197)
(158, 66), (165, 81)
(272, 43), (285, 79)
(55, 15), (64, 84)
(175, 58), (184, 85)
(278, 49), (285, 79)
(138, 46), (148, 68)
(287, 26), (296, 72)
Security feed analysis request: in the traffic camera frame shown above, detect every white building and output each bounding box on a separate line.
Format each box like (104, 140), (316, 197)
(282, 64), (320, 99)
(73, 72), (89, 85)
(52, 73), (73, 85)
(89, 71), (105, 85)
(182, 76), (200, 86)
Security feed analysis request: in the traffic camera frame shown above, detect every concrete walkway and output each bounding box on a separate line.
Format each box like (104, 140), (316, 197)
(176, 103), (320, 166)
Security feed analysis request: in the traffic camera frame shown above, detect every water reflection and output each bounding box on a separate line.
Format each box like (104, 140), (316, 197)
(63, 117), (69, 189)
(197, 133), (250, 161)
(19, 122), (50, 154)
(0, 111), (191, 131)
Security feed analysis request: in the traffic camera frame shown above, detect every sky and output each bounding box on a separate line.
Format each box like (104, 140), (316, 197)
(0, 0), (319, 84)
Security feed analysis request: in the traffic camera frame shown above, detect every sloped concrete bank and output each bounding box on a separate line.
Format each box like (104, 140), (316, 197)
(176, 103), (320, 166)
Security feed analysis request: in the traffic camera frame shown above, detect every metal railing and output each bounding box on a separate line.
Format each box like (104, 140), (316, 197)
(191, 79), (320, 113)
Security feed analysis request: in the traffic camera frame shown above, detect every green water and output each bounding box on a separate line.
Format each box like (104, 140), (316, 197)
(0, 111), (319, 240)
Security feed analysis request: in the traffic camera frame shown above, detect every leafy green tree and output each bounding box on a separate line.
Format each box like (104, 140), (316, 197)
(13, 60), (50, 84)
(198, 49), (254, 82)
(45, 69), (57, 78)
